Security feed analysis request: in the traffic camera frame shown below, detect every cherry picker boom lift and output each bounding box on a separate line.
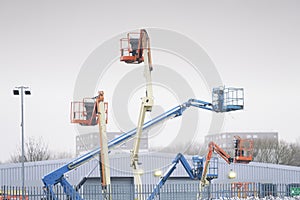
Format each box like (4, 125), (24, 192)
(70, 91), (111, 200)
(120, 29), (153, 187)
(199, 137), (253, 199)
(147, 137), (253, 200)
(42, 86), (244, 200)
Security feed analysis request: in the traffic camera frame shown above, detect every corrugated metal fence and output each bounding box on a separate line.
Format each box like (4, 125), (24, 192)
(1, 183), (300, 200)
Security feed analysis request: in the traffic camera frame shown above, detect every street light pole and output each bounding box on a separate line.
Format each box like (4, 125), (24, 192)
(20, 87), (25, 199)
(13, 86), (31, 200)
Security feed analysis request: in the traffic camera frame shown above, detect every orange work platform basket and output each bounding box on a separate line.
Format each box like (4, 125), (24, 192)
(120, 31), (145, 64)
(70, 98), (98, 126)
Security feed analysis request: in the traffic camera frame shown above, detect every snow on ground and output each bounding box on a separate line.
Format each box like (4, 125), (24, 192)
(218, 196), (300, 200)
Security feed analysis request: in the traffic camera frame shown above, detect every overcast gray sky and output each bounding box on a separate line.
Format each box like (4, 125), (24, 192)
(1, 0), (300, 162)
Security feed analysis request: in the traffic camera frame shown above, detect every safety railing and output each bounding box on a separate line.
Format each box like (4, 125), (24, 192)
(70, 98), (97, 126)
(120, 32), (143, 64)
(212, 87), (244, 112)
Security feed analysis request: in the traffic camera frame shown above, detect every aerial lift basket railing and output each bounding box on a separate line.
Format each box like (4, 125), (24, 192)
(70, 97), (108, 126)
(212, 86), (244, 112)
(234, 136), (254, 163)
(120, 31), (147, 64)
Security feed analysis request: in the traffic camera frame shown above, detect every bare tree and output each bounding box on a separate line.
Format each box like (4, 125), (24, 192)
(287, 142), (300, 166)
(273, 140), (292, 164)
(292, 137), (300, 166)
(50, 151), (74, 160)
(10, 137), (51, 163)
(253, 138), (278, 163)
(253, 138), (300, 166)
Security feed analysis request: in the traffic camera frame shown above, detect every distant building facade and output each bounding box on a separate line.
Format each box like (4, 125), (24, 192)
(76, 131), (149, 156)
(204, 131), (278, 150)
